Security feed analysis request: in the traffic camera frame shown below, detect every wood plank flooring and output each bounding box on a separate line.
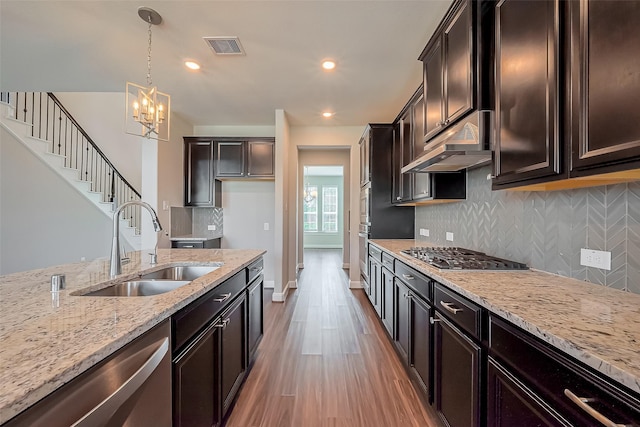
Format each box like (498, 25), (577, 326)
(226, 249), (438, 427)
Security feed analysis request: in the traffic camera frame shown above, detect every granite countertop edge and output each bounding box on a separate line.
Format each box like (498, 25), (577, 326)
(0, 248), (265, 424)
(369, 239), (640, 396)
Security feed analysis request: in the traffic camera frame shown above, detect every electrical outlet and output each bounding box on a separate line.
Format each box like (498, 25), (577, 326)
(264, 222), (270, 231)
(446, 232), (454, 242)
(580, 248), (611, 270)
(419, 228), (430, 237)
(80, 257), (86, 262)
(207, 225), (217, 231)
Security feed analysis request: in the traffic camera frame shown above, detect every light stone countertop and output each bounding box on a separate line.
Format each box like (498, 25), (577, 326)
(0, 248), (264, 424)
(370, 239), (640, 397)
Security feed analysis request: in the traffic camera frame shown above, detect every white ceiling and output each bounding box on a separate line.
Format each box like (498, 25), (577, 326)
(0, 0), (452, 127)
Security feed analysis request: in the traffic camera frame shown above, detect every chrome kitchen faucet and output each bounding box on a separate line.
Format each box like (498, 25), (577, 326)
(110, 201), (163, 278)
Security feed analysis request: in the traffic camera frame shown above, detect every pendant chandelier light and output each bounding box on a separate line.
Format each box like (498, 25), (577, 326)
(125, 7), (170, 141)
(303, 166), (317, 205)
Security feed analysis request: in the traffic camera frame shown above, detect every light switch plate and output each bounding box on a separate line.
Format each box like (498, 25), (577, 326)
(446, 232), (454, 242)
(580, 248), (611, 270)
(264, 222), (270, 231)
(419, 228), (430, 237)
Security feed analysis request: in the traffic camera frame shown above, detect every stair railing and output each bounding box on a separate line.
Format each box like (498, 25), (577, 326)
(0, 92), (142, 233)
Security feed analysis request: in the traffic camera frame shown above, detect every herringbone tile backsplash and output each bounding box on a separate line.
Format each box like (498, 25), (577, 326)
(415, 166), (640, 294)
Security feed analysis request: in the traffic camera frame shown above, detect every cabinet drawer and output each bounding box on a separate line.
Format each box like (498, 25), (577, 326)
(247, 258), (264, 284)
(369, 245), (382, 261)
(489, 315), (640, 426)
(173, 241), (204, 249)
(433, 283), (481, 340)
(395, 261), (430, 301)
(381, 252), (394, 272)
(172, 270), (246, 354)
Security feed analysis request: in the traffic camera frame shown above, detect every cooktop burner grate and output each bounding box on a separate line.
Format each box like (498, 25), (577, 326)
(401, 247), (528, 270)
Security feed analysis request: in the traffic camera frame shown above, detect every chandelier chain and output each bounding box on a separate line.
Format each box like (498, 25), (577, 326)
(146, 16), (153, 86)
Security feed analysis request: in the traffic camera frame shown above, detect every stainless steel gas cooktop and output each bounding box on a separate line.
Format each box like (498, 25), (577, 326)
(401, 247), (528, 271)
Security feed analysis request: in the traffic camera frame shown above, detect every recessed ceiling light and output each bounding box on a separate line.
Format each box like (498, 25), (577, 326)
(185, 61), (201, 70)
(322, 112), (334, 118)
(322, 60), (336, 70)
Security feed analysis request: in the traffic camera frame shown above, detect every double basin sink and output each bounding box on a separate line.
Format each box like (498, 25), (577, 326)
(81, 265), (222, 297)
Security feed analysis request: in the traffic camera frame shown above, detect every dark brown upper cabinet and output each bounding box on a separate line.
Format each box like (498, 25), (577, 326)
(393, 86), (467, 205)
(568, 0), (640, 177)
(493, 0), (640, 191)
(184, 137), (222, 207)
(215, 139), (275, 179)
(492, 0), (562, 189)
(420, 0), (476, 143)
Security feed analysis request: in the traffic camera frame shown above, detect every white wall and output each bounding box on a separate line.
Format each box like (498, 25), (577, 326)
(220, 181), (275, 285)
(156, 112), (191, 248)
(0, 126), (112, 274)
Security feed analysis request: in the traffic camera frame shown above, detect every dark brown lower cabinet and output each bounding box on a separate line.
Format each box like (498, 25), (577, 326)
(220, 294), (247, 417)
(381, 266), (394, 337)
(487, 357), (569, 426)
(394, 278), (410, 364)
(173, 322), (220, 427)
(247, 274), (264, 362)
(434, 312), (482, 427)
(410, 294), (431, 400)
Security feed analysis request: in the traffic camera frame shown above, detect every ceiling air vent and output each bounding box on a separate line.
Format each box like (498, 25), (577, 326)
(203, 37), (245, 55)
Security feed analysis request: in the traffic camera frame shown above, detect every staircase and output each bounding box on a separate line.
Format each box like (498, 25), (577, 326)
(0, 92), (142, 250)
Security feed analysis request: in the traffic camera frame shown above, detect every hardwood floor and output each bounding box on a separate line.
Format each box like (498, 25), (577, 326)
(226, 249), (438, 427)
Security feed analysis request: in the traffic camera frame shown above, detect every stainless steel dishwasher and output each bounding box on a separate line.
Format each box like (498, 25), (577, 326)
(4, 320), (172, 427)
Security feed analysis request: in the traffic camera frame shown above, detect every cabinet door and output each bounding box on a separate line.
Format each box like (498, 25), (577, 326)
(434, 313), (481, 427)
(392, 124), (404, 203)
(247, 277), (264, 362)
(216, 141), (245, 177)
(359, 129), (370, 187)
(487, 358), (569, 427)
(368, 258), (381, 314)
(569, 0), (640, 175)
(247, 140), (274, 177)
(493, 0), (562, 187)
(220, 295), (247, 417)
(423, 40), (444, 141)
(381, 266), (394, 337)
(400, 109), (413, 203)
(410, 295), (432, 401)
(174, 323), (220, 427)
(412, 93), (431, 200)
(184, 139), (215, 206)
(394, 278), (410, 364)
(444, 0), (473, 125)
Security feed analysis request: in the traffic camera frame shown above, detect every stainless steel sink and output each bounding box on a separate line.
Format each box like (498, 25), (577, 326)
(79, 264), (223, 297)
(82, 280), (192, 297)
(139, 265), (221, 281)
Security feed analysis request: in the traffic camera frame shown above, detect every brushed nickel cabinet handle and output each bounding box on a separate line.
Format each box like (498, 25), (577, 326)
(213, 293), (231, 302)
(402, 274), (414, 281)
(430, 317), (440, 324)
(564, 389), (627, 427)
(440, 301), (462, 315)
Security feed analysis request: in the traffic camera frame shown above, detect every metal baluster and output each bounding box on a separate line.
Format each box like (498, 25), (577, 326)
(30, 92), (35, 137)
(38, 93), (43, 139)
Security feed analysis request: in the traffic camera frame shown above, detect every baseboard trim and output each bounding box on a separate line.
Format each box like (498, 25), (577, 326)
(297, 263), (304, 270)
(349, 280), (363, 289)
(264, 280), (275, 289)
(271, 280), (296, 302)
(342, 263), (350, 269)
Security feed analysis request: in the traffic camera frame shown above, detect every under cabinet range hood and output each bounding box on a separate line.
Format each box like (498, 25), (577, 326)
(402, 111), (493, 173)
